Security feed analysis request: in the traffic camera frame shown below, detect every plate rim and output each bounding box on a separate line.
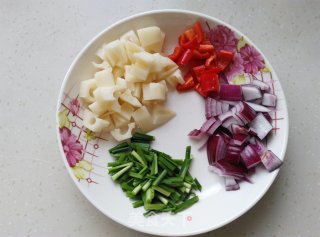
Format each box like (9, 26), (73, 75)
(55, 9), (289, 236)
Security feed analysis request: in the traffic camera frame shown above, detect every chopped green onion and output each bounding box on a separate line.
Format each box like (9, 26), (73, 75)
(153, 186), (171, 197)
(173, 196), (199, 213)
(144, 203), (166, 211)
(132, 200), (144, 208)
(111, 163), (133, 181)
(145, 187), (154, 204)
(152, 169), (168, 186)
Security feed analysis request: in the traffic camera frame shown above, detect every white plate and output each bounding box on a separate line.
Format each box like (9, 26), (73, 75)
(56, 10), (289, 236)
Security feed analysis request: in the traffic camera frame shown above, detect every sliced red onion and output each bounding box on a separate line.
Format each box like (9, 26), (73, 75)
(222, 116), (244, 130)
(188, 129), (205, 139)
(249, 113), (272, 140)
(242, 85), (262, 101)
(250, 98), (263, 105)
(207, 120), (222, 135)
(220, 100), (240, 106)
(200, 117), (217, 133)
(225, 144), (241, 165)
(261, 150), (283, 172)
(220, 84), (243, 101)
(233, 102), (257, 124)
(218, 111), (233, 122)
(211, 159), (248, 180)
(231, 124), (249, 135)
(240, 144), (261, 169)
(263, 112), (272, 124)
(222, 103), (230, 113)
(225, 177), (240, 191)
(245, 102), (271, 112)
(251, 80), (270, 91)
(207, 135), (226, 165)
(249, 137), (267, 156)
(216, 101), (222, 115)
(205, 97), (213, 119)
(262, 93), (277, 107)
(232, 133), (249, 146)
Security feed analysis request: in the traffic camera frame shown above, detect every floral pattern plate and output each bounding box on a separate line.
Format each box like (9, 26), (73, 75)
(56, 10), (288, 236)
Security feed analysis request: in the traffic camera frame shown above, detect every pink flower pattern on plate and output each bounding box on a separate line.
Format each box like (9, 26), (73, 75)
(60, 127), (83, 167)
(224, 53), (244, 83)
(207, 25), (238, 52)
(240, 45), (265, 74)
(69, 98), (80, 116)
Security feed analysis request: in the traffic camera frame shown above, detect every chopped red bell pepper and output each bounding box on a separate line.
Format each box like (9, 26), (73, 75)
(184, 28), (195, 41)
(193, 50), (210, 59)
(177, 49), (194, 66)
(205, 54), (217, 68)
(217, 50), (234, 70)
(180, 36), (199, 49)
(199, 72), (220, 94)
(219, 50), (234, 61)
(195, 83), (209, 97)
(193, 21), (204, 43)
(199, 44), (215, 53)
(168, 46), (183, 62)
(179, 34), (187, 46)
(176, 72), (196, 91)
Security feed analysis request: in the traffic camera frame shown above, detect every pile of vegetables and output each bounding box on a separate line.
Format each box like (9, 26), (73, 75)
(108, 132), (201, 216)
(169, 22), (283, 191)
(79, 26), (184, 141)
(168, 22), (234, 97)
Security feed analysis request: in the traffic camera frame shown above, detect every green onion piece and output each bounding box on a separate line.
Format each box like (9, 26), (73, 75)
(172, 159), (184, 166)
(131, 132), (155, 142)
(145, 187), (154, 204)
(152, 169), (168, 186)
(128, 172), (144, 179)
(158, 156), (176, 172)
(157, 195), (169, 205)
(111, 163), (133, 181)
(173, 196), (199, 213)
(183, 182), (192, 189)
(132, 200), (144, 208)
(132, 184), (142, 195)
(144, 203), (166, 211)
(126, 191), (136, 199)
(193, 178), (202, 191)
(162, 177), (183, 185)
(131, 150), (147, 166)
(159, 184), (175, 194)
(170, 191), (181, 202)
(109, 142), (130, 154)
(108, 162), (132, 173)
(153, 186), (171, 197)
(121, 182), (134, 191)
(151, 153), (158, 175)
(179, 157), (192, 180)
(142, 180), (152, 192)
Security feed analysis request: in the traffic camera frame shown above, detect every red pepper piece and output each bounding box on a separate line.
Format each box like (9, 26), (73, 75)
(195, 83), (209, 97)
(199, 72), (220, 94)
(199, 44), (215, 53)
(180, 36), (200, 49)
(219, 50), (234, 61)
(201, 39), (212, 45)
(168, 46), (183, 62)
(217, 50), (234, 70)
(205, 54), (217, 68)
(179, 34), (188, 46)
(176, 73), (196, 92)
(177, 49), (194, 66)
(193, 50), (211, 59)
(193, 21), (204, 43)
(184, 28), (195, 41)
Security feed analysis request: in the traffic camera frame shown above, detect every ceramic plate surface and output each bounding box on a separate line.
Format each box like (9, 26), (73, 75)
(56, 10), (288, 236)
